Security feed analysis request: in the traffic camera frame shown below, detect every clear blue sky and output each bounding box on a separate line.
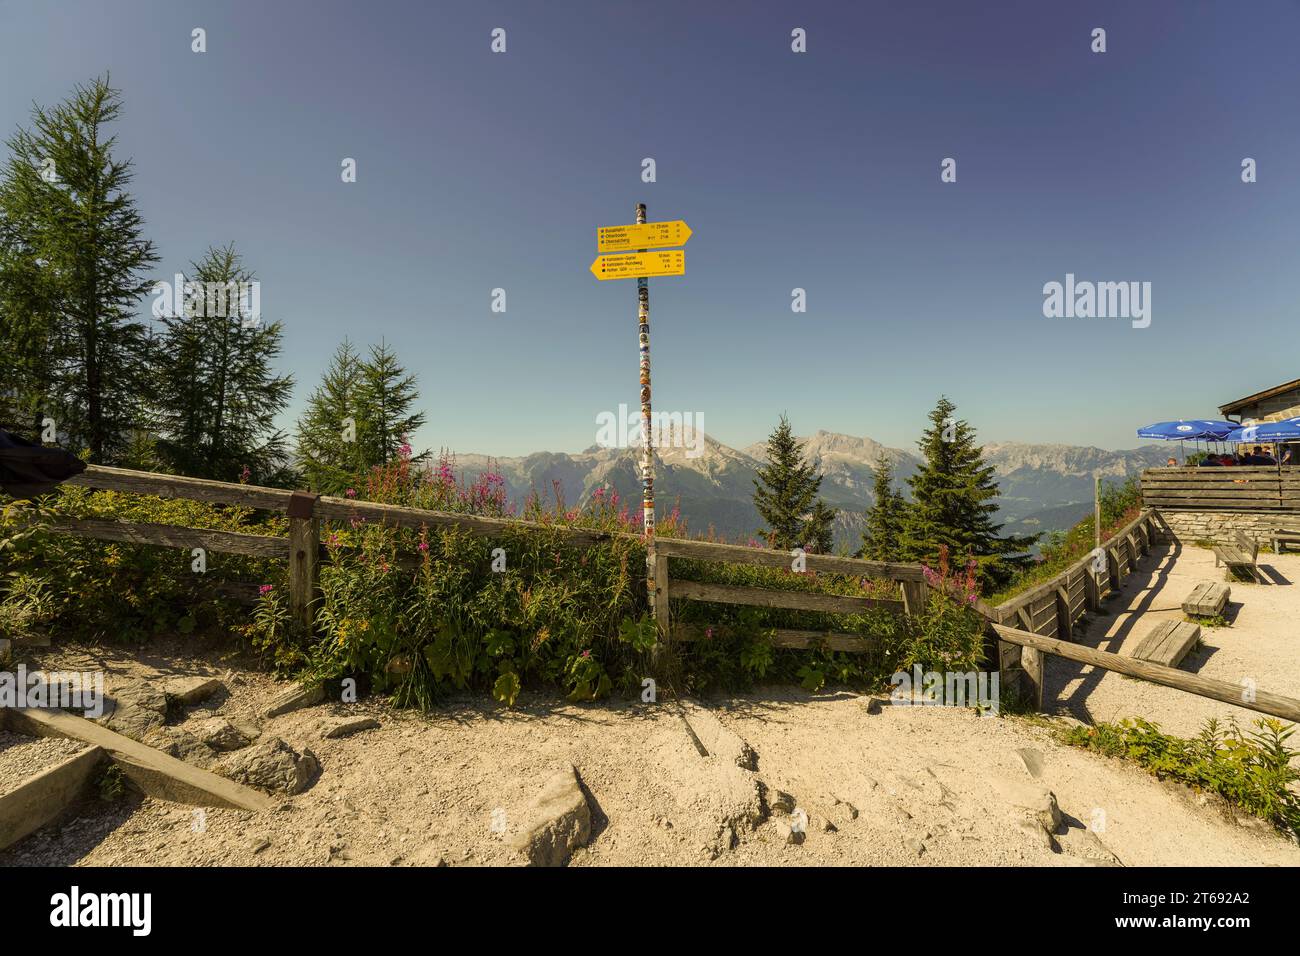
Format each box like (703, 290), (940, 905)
(2, 0), (1296, 456)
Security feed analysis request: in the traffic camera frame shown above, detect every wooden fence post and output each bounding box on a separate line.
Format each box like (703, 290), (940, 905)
(652, 551), (670, 642)
(1014, 608), (1043, 710)
(1084, 568), (1101, 612)
(1107, 547), (1122, 595)
(1054, 587), (1072, 643)
(287, 492), (320, 633)
(900, 580), (928, 619)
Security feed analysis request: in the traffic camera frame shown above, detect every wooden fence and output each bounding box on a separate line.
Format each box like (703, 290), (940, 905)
(653, 537), (928, 653)
(1141, 466), (1300, 511)
(13, 466), (1300, 724)
(45, 466), (928, 648)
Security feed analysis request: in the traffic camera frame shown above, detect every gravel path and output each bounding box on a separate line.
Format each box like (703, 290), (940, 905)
(1045, 543), (1300, 738)
(1, 630), (1296, 867)
(0, 732), (87, 796)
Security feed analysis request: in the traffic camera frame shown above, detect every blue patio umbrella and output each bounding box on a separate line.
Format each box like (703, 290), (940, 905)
(1226, 418), (1300, 443)
(1136, 420), (1239, 441)
(1137, 420), (1239, 464)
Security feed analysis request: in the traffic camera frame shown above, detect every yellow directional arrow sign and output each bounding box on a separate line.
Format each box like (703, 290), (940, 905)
(597, 220), (692, 254)
(590, 250), (685, 281)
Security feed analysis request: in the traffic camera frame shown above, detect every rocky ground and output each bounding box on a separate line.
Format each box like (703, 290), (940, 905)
(1, 634), (1296, 867)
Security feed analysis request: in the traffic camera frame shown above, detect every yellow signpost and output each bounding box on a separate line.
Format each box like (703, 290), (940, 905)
(589, 249), (685, 281)
(590, 206), (690, 637)
(597, 219), (692, 254)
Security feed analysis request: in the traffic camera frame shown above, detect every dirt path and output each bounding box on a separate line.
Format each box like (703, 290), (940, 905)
(1, 638), (1295, 867)
(1045, 543), (1300, 738)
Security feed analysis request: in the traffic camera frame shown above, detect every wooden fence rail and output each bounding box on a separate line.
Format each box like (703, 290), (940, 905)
(28, 465), (932, 647)
(992, 623), (1300, 723)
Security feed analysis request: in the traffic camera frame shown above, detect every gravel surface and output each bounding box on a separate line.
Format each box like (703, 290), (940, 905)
(1046, 544), (1300, 737)
(0, 732), (87, 796)
(2, 588), (1297, 868)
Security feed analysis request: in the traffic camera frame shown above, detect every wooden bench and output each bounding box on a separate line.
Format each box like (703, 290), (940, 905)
(1182, 580), (1230, 618)
(1131, 619), (1202, 668)
(1271, 528), (1300, 553)
(1213, 530), (1262, 583)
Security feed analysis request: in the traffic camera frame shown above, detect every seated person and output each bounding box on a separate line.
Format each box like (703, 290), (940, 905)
(1198, 455), (1220, 466)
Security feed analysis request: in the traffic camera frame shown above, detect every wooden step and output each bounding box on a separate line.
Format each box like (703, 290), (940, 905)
(1183, 580), (1230, 617)
(1131, 619), (1201, 668)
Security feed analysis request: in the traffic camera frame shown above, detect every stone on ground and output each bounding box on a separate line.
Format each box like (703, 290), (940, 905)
(164, 676), (224, 706)
(196, 716), (256, 752)
(262, 681), (325, 719)
(100, 680), (168, 740)
(991, 775), (1062, 833)
(508, 765), (591, 867)
(679, 701), (758, 770)
(218, 736), (318, 794)
(319, 716), (381, 739)
(141, 726), (215, 768)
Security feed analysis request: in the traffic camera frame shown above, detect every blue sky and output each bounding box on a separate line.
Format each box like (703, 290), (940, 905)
(2, 0), (1297, 456)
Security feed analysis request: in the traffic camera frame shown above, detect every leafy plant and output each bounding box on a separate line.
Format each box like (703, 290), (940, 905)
(1064, 716), (1300, 836)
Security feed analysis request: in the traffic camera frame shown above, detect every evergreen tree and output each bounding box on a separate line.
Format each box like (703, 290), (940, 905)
(357, 340), (427, 468)
(899, 396), (1036, 588)
(0, 76), (159, 460)
(805, 499), (837, 555)
(858, 454), (908, 561)
(294, 340), (369, 494)
(752, 415), (834, 551)
(154, 244), (293, 483)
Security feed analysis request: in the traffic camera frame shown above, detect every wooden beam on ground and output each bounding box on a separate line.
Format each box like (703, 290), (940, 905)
(990, 623), (1300, 723)
(0, 746), (105, 851)
(669, 579), (903, 616)
(5, 708), (275, 811)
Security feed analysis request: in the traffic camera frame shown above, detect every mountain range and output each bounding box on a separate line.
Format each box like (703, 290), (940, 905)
(451, 432), (1169, 551)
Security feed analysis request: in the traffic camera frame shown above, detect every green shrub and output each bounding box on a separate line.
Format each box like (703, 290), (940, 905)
(1063, 716), (1300, 836)
(3, 458), (991, 709)
(1, 487), (279, 643)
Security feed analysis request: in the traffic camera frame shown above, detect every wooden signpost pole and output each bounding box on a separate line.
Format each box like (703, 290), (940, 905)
(634, 203), (659, 630)
(636, 202), (655, 545)
(590, 207), (691, 639)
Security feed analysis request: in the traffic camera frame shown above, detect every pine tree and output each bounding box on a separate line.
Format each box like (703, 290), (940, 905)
(0, 76), (159, 460)
(357, 340), (426, 468)
(154, 244), (293, 483)
(752, 415), (833, 551)
(294, 340), (369, 494)
(805, 499), (837, 555)
(899, 396), (1036, 588)
(859, 454), (907, 561)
